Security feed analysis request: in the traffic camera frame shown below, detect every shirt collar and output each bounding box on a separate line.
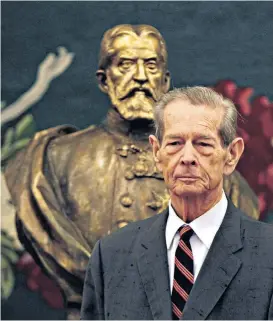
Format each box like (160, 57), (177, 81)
(166, 191), (228, 250)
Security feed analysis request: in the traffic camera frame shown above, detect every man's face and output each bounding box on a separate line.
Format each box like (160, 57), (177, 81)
(152, 99), (229, 198)
(103, 34), (169, 120)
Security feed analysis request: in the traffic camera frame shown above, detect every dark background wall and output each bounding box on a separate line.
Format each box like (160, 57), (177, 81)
(1, 1), (272, 319)
(2, 1), (273, 131)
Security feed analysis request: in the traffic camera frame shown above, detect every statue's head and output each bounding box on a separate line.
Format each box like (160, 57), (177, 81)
(96, 24), (170, 121)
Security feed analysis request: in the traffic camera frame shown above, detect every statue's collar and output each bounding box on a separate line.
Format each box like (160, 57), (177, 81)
(102, 109), (155, 141)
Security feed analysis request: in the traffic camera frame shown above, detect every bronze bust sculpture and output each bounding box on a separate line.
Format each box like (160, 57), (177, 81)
(5, 24), (258, 314)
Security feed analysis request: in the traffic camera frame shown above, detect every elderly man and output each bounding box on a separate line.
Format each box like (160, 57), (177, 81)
(80, 87), (273, 320)
(5, 25), (258, 315)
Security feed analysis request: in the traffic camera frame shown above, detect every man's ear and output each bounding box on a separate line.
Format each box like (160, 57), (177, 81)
(149, 135), (163, 172)
(163, 70), (171, 93)
(224, 137), (244, 176)
(96, 69), (108, 93)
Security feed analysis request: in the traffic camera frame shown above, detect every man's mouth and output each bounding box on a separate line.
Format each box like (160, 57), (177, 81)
(176, 176), (199, 181)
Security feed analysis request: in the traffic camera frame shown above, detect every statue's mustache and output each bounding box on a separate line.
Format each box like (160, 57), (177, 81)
(119, 87), (156, 101)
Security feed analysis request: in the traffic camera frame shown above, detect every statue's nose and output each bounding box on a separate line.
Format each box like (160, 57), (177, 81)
(133, 61), (147, 84)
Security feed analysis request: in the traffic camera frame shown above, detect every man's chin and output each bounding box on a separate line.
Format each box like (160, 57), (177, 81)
(172, 185), (204, 198)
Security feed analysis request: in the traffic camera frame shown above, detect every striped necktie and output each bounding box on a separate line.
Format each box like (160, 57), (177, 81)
(172, 225), (194, 320)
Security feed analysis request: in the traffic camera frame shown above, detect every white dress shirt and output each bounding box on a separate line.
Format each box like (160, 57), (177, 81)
(165, 191), (228, 292)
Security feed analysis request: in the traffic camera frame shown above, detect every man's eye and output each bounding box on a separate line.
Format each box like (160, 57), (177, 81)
(199, 142), (211, 147)
(169, 142), (180, 146)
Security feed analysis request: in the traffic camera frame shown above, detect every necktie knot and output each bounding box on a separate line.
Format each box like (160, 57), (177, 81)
(179, 225), (193, 242)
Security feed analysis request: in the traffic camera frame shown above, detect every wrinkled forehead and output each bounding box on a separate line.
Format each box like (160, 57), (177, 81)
(111, 33), (163, 58)
(163, 100), (225, 137)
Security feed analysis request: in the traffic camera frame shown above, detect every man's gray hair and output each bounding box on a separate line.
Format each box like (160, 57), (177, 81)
(154, 86), (238, 147)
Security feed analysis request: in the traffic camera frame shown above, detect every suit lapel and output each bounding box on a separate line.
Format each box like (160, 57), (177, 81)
(182, 201), (243, 320)
(136, 210), (173, 320)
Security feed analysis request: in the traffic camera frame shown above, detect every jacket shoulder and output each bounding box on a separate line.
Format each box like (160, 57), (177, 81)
(240, 213), (273, 264)
(241, 210), (273, 234)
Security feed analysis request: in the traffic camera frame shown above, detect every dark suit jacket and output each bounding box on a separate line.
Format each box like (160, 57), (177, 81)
(80, 200), (273, 320)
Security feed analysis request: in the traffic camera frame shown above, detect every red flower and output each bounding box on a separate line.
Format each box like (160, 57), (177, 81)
(214, 80), (273, 220)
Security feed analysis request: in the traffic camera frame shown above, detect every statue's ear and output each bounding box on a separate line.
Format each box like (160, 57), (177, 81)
(164, 70), (171, 93)
(96, 69), (108, 93)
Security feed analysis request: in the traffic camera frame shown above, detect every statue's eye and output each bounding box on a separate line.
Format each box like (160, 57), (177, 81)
(119, 60), (134, 69)
(146, 61), (157, 70)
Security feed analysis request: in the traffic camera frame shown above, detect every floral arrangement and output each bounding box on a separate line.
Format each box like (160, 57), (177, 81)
(214, 80), (273, 221)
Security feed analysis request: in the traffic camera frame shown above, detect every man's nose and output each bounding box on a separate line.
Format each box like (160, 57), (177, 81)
(133, 61), (147, 84)
(180, 142), (197, 166)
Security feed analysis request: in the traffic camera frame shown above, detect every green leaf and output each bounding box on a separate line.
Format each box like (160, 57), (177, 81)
(13, 138), (30, 152)
(14, 114), (36, 140)
(1, 138), (30, 163)
(1, 230), (20, 263)
(1, 231), (15, 250)
(12, 138), (31, 151)
(1, 146), (14, 163)
(2, 128), (14, 148)
(2, 246), (19, 264)
(1, 256), (15, 300)
(1, 113), (36, 168)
